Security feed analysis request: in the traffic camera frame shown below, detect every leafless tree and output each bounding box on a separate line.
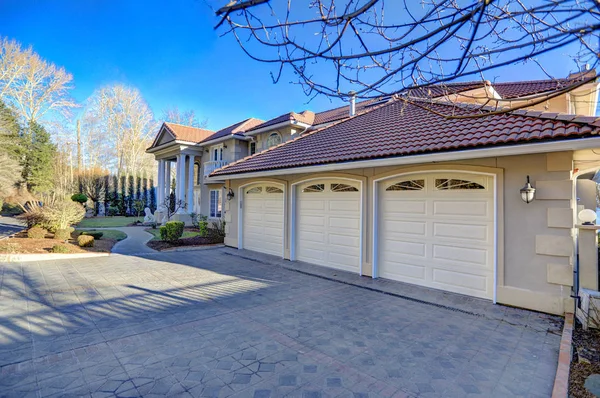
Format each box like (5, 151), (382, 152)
(213, 0), (600, 116)
(161, 106), (208, 128)
(0, 37), (78, 123)
(82, 85), (159, 176)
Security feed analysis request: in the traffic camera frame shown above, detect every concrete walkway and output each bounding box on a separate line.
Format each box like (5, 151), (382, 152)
(88, 226), (157, 255)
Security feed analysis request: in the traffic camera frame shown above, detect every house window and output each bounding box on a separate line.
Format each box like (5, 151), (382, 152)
(266, 186), (283, 194)
(302, 184), (324, 193)
(435, 179), (485, 190)
(386, 180), (425, 191)
(267, 132), (282, 148)
(331, 183), (359, 192)
(210, 190), (222, 218)
(211, 146), (223, 162)
(246, 187), (262, 194)
(249, 142), (257, 156)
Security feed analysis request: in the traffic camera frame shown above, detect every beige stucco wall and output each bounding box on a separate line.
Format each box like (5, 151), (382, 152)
(223, 151), (580, 315)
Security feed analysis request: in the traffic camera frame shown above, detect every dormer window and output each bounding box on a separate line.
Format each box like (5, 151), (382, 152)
(249, 142), (257, 155)
(267, 132), (282, 148)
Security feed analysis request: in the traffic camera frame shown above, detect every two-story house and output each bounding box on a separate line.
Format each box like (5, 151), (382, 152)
(148, 72), (600, 315)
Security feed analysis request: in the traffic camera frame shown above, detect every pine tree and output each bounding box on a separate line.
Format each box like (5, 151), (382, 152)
(149, 178), (156, 212)
(104, 175), (110, 215)
(119, 175), (126, 215)
(142, 177), (148, 207)
(127, 175), (134, 216)
(0, 100), (23, 162)
(111, 175), (119, 210)
(24, 121), (56, 194)
(135, 176), (141, 200)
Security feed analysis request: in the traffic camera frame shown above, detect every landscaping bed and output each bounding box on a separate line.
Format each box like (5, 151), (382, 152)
(145, 227), (223, 251)
(77, 216), (143, 228)
(0, 229), (126, 254)
(570, 322), (600, 397)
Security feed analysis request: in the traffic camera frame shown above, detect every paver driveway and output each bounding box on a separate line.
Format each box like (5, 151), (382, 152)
(0, 247), (562, 397)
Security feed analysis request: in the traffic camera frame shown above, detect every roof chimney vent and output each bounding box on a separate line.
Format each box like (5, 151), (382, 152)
(349, 91), (356, 117)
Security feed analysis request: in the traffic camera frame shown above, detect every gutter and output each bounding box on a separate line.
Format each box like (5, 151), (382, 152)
(146, 139), (199, 153)
(200, 134), (250, 147)
(212, 135), (600, 180)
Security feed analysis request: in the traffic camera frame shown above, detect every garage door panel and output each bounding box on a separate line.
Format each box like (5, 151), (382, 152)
(432, 268), (488, 293)
(329, 252), (360, 270)
(383, 199), (426, 215)
(432, 244), (488, 266)
(300, 200), (325, 211)
(383, 220), (426, 235)
(382, 239), (426, 257)
(433, 222), (489, 241)
(328, 199), (360, 211)
(329, 216), (360, 230)
(433, 200), (489, 217)
(379, 173), (494, 300)
(328, 233), (360, 247)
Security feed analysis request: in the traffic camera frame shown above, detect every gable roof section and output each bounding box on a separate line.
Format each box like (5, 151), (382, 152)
(211, 99), (600, 177)
(200, 118), (264, 144)
(246, 110), (315, 132)
(162, 122), (214, 143)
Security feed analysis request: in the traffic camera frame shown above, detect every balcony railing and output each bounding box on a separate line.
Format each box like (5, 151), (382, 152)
(204, 160), (229, 177)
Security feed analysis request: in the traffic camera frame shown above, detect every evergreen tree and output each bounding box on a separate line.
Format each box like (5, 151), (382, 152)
(111, 175), (119, 209)
(119, 175), (126, 215)
(23, 121), (56, 194)
(104, 175), (110, 215)
(135, 176), (141, 200)
(127, 175), (134, 216)
(0, 100), (23, 162)
(149, 178), (156, 212)
(142, 177), (148, 207)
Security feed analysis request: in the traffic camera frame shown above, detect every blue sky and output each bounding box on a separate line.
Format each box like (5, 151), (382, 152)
(0, 1), (594, 130)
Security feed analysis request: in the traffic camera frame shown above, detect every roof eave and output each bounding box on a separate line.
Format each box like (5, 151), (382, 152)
(146, 139), (199, 153)
(211, 134), (600, 179)
(244, 120), (312, 136)
(200, 134), (250, 147)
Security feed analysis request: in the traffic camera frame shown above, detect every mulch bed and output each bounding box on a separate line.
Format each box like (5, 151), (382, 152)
(569, 321), (600, 397)
(146, 235), (224, 251)
(0, 231), (117, 254)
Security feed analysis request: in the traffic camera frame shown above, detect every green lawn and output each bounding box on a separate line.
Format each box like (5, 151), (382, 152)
(77, 216), (142, 228)
(75, 229), (128, 241)
(145, 228), (202, 241)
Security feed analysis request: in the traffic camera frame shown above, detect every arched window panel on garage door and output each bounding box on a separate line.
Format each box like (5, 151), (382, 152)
(385, 179), (425, 191)
(266, 186), (283, 193)
(303, 184), (325, 193)
(246, 186), (263, 194)
(331, 183), (359, 192)
(435, 178), (485, 190)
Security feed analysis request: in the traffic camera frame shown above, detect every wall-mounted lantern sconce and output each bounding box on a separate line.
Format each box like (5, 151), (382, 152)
(520, 175), (536, 203)
(578, 209), (597, 225)
(223, 144), (228, 148)
(226, 188), (235, 201)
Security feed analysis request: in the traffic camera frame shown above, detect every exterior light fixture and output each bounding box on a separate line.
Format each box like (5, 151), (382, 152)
(578, 209), (597, 225)
(226, 188), (235, 201)
(520, 175), (536, 203)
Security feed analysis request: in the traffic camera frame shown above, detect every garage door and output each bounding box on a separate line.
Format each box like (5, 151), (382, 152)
(296, 180), (361, 272)
(242, 184), (284, 256)
(378, 173), (494, 298)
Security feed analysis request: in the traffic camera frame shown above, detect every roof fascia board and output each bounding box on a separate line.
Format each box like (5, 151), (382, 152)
(245, 120), (311, 136)
(214, 136), (600, 179)
(200, 134), (250, 147)
(146, 140), (198, 154)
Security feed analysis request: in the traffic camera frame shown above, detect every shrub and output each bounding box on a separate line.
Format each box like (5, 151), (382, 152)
(71, 193), (88, 204)
(107, 206), (119, 216)
(42, 200), (85, 232)
(81, 231), (103, 239)
(77, 235), (94, 247)
(50, 244), (71, 253)
(0, 242), (18, 254)
(207, 219), (226, 240)
(1, 202), (24, 216)
(198, 215), (209, 237)
(27, 226), (47, 239)
(54, 227), (74, 241)
(159, 221), (184, 242)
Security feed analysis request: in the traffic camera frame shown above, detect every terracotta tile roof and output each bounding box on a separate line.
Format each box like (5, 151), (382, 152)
(313, 98), (388, 125)
(404, 82), (486, 98)
(211, 99), (600, 176)
(163, 122), (215, 143)
(200, 118), (264, 143)
(246, 110), (315, 132)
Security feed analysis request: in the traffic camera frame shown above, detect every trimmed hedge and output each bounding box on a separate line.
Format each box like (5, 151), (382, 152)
(27, 226), (47, 239)
(71, 193), (88, 204)
(159, 221), (184, 243)
(81, 231), (103, 239)
(50, 244), (71, 253)
(77, 235), (94, 247)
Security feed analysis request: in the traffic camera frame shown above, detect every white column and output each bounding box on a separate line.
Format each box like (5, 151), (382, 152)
(176, 154), (186, 213)
(164, 161), (171, 204)
(157, 160), (165, 209)
(187, 154), (195, 213)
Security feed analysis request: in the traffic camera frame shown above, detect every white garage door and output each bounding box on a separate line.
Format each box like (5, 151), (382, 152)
(296, 180), (361, 272)
(242, 184), (284, 256)
(378, 173), (494, 299)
